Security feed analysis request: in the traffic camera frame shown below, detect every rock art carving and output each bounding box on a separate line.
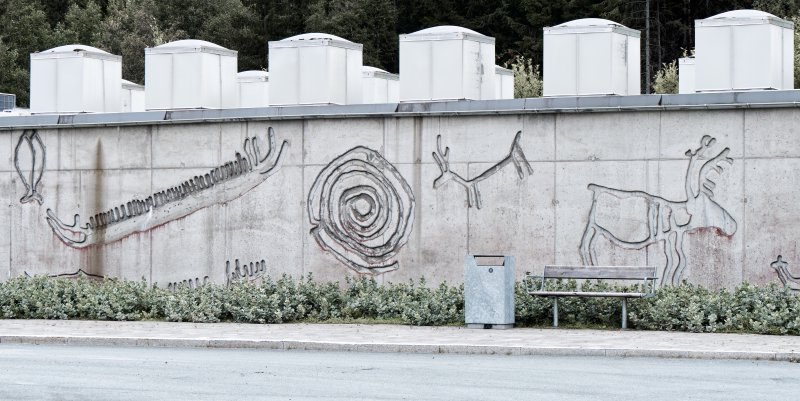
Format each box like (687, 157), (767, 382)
(46, 128), (288, 248)
(24, 268), (105, 281)
(167, 276), (209, 291)
(771, 255), (800, 291)
(226, 259), (266, 286)
(308, 147), (415, 274)
(432, 131), (532, 209)
(14, 129), (46, 205)
(580, 135), (737, 286)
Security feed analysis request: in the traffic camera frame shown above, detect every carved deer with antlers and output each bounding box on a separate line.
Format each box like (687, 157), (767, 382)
(579, 135), (737, 286)
(432, 131), (532, 209)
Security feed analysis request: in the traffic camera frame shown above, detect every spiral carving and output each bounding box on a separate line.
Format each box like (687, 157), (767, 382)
(308, 147), (415, 274)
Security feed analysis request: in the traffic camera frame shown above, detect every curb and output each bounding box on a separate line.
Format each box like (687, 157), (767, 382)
(2, 335), (798, 362)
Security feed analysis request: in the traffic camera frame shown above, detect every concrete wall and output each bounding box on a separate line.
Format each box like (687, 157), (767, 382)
(2, 97), (799, 289)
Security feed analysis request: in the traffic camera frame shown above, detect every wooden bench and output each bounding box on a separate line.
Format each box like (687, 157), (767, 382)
(524, 265), (658, 329)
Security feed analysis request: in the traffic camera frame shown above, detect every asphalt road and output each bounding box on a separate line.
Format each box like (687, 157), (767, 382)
(0, 344), (798, 400)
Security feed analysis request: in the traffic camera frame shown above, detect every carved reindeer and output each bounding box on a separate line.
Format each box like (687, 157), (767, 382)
(579, 135), (737, 286)
(432, 131), (532, 208)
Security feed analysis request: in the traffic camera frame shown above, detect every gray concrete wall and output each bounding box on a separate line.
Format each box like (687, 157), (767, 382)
(2, 101), (798, 289)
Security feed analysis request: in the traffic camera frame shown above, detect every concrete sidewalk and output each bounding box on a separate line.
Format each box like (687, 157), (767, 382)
(0, 320), (798, 362)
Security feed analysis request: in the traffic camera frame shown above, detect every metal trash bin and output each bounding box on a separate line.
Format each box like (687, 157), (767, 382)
(464, 255), (515, 329)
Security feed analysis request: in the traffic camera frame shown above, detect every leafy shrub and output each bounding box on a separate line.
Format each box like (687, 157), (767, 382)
(652, 60), (678, 94)
(1, 274), (798, 335)
(509, 55), (542, 98)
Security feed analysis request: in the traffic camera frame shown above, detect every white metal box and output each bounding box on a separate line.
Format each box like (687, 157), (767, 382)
(543, 18), (640, 96)
(679, 57), (696, 94)
(695, 10), (794, 92)
(237, 70), (269, 107)
(494, 65), (514, 99)
(144, 39), (238, 110)
(30, 44), (122, 113)
(268, 33), (363, 106)
(121, 79), (145, 112)
(399, 26), (496, 102)
(362, 66), (399, 103)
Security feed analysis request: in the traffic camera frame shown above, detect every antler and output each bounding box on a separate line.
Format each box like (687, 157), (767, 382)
(431, 135), (481, 207)
(432, 135), (451, 181)
(684, 135), (717, 198)
(697, 147), (733, 199)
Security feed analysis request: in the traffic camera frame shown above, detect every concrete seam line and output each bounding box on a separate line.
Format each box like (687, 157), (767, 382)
(0, 336), (797, 362)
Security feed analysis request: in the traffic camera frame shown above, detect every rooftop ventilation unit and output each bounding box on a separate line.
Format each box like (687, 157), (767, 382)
(494, 66), (514, 99)
(362, 66), (399, 104)
(144, 39), (238, 110)
(30, 44), (122, 113)
(0, 93), (15, 111)
(399, 25), (496, 102)
(237, 70), (269, 107)
(543, 18), (640, 96)
(679, 58), (696, 94)
(121, 79), (145, 112)
(268, 33), (363, 106)
(695, 10), (794, 92)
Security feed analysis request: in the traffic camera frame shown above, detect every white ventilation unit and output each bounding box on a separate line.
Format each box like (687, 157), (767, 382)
(362, 66), (399, 104)
(144, 39), (238, 110)
(30, 44), (122, 113)
(695, 10), (794, 92)
(543, 18), (640, 96)
(679, 57), (696, 94)
(237, 70), (269, 107)
(121, 79), (145, 112)
(494, 66), (514, 99)
(399, 26), (496, 102)
(268, 33), (363, 106)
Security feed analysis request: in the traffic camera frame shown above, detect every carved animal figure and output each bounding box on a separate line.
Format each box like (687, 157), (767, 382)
(580, 136), (737, 286)
(771, 255), (800, 291)
(432, 131), (532, 208)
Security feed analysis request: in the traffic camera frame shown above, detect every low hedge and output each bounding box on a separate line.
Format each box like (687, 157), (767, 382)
(0, 274), (798, 334)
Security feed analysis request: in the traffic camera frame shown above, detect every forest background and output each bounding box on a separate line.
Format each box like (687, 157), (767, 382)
(1, 0), (798, 106)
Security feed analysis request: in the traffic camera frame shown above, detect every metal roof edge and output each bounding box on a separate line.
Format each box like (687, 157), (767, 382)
(4, 91), (800, 130)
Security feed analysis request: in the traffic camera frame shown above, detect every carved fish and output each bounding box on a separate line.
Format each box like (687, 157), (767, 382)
(14, 129), (46, 205)
(46, 128), (288, 248)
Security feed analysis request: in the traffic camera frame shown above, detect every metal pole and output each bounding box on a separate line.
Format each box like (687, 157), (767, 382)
(621, 298), (628, 329)
(553, 297), (559, 327)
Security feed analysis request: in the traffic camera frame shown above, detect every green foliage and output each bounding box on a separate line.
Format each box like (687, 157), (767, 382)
(305, 0), (399, 70)
(509, 55), (542, 98)
(629, 282), (800, 334)
(652, 60), (678, 94)
(1, 275), (799, 335)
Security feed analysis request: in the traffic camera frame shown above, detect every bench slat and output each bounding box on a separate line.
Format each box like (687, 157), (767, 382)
(542, 265), (656, 280)
(529, 291), (650, 298)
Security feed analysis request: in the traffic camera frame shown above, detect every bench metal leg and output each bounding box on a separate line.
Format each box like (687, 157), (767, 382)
(621, 298), (627, 329)
(553, 297), (559, 328)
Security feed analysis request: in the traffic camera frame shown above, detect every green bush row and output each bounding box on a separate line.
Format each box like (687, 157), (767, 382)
(1, 275), (798, 334)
